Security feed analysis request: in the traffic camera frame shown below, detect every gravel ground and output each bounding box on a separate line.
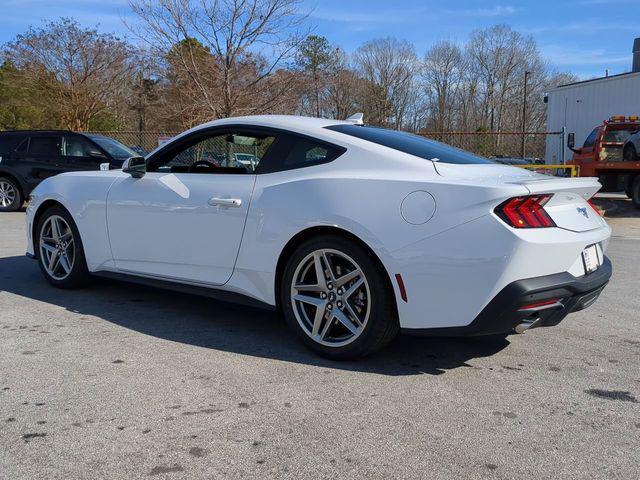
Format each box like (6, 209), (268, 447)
(1, 206), (639, 479)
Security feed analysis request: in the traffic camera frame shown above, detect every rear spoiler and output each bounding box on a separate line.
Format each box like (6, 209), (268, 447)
(509, 176), (601, 200)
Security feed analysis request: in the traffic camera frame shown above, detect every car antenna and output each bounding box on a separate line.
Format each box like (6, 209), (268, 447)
(345, 113), (364, 125)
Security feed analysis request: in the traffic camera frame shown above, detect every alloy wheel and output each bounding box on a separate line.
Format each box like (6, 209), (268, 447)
(39, 215), (75, 280)
(290, 248), (371, 347)
(0, 180), (16, 208)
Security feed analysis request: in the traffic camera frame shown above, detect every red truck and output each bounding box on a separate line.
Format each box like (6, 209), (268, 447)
(568, 115), (640, 208)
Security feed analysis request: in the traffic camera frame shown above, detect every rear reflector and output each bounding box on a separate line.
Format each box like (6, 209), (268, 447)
(395, 274), (407, 303)
(517, 299), (562, 310)
(495, 194), (556, 228)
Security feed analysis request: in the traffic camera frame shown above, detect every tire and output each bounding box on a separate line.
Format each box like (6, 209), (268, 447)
(280, 234), (399, 359)
(631, 176), (640, 210)
(0, 176), (23, 212)
(623, 144), (637, 162)
(36, 206), (91, 288)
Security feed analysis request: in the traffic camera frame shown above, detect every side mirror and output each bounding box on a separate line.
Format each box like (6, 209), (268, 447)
(89, 149), (106, 158)
(122, 156), (146, 178)
(567, 132), (580, 153)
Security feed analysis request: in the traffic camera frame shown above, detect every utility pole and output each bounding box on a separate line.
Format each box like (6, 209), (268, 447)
(521, 70), (530, 159)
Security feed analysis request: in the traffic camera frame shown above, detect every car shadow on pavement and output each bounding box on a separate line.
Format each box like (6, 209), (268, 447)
(595, 194), (640, 219)
(0, 255), (509, 376)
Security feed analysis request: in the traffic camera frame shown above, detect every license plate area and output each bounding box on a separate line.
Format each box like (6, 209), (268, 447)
(582, 244), (600, 275)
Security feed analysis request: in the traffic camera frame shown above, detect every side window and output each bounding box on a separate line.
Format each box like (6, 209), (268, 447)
(0, 134), (24, 154)
(63, 136), (95, 157)
(263, 134), (345, 172)
(29, 136), (63, 155)
(583, 128), (599, 148)
(153, 132), (276, 174)
(283, 140), (337, 167)
(15, 137), (29, 153)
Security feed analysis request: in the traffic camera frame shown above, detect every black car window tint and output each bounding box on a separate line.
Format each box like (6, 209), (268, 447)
(29, 136), (63, 155)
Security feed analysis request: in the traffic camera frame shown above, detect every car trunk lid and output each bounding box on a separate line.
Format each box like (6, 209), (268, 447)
(433, 163), (606, 232)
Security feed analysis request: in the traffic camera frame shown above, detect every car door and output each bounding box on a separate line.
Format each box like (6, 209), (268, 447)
(0, 132), (29, 185)
(574, 127), (599, 164)
(105, 127), (277, 285)
(21, 134), (66, 180)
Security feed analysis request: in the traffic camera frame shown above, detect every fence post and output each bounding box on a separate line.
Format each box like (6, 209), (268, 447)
(560, 126), (566, 165)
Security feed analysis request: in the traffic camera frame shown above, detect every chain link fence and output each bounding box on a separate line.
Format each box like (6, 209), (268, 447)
(417, 131), (564, 163)
(91, 130), (565, 164)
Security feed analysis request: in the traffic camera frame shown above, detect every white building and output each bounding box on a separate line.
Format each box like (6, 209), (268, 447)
(545, 38), (640, 164)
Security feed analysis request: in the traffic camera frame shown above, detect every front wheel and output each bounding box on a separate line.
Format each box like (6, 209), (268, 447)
(280, 235), (399, 359)
(36, 206), (91, 288)
(0, 177), (23, 212)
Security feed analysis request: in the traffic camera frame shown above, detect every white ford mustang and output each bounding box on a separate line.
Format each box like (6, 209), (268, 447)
(25, 115), (612, 358)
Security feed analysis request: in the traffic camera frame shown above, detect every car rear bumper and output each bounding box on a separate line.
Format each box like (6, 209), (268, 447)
(402, 256), (612, 336)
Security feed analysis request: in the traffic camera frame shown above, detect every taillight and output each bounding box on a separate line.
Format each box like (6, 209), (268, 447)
(587, 198), (603, 216)
(494, 194), (556, 228)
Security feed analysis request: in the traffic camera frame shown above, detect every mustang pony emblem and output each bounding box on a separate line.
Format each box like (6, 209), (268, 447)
(577, 207), (589, 218)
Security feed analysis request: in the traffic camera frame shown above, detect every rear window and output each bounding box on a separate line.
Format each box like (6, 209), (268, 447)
(602, 128), (635, 143)
(325, 124), (493, 165)
(0, 133), (25, 153)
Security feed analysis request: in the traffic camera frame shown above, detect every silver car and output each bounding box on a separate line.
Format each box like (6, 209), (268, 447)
(623, 129), (640, 161)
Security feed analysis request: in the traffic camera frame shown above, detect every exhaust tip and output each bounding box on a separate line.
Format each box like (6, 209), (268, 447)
(515, 318), (541, 334)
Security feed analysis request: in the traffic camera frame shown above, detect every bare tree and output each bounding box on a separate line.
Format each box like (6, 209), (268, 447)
(466, 25), (543, 132)
(128, 0), (307, 120)
(3, 18), (136, 131)
(353, 37), (418, 129)
(421, 41), (465, 132)
(325, 48), (360, 120)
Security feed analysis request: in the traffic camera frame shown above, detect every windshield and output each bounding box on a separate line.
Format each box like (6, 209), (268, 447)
(325, 124), (494, 164)
(87, 135), (138, 160)
(603, 127), (636, 143)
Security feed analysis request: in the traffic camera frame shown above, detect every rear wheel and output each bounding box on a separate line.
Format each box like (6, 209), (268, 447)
(631, 176), (640, 209)
(281, 235), (398, 359)
(0, 177), (23, 212)
(36, 206), (91, 288)
(625, 176), (636, 199)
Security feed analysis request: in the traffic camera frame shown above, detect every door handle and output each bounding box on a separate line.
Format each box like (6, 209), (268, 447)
(208, 197), (242, 207)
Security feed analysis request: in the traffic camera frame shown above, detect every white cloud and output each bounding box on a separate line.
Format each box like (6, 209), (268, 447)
(458, 5), (517, 17)
(542, 44), (630, 67)
(522, 21), (637, 34)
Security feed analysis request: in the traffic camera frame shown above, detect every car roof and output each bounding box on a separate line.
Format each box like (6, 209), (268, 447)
(144, 115), (353, 158)
(184, 115), (350, 138)
(0, 129), (81, 135)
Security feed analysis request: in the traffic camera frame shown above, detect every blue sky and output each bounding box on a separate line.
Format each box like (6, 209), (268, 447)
(0, 0), (638, 78)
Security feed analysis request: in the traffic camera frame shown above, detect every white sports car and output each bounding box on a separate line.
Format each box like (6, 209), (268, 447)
(25, 115), (612, 358)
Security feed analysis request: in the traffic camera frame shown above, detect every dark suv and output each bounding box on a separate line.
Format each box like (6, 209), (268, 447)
(0, 130), (137, 211)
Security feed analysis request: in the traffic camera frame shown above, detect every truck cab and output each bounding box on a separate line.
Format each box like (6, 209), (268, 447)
(568, 115), (640, 207)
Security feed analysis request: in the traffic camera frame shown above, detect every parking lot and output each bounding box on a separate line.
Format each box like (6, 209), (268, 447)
(1, 200), (639, 479)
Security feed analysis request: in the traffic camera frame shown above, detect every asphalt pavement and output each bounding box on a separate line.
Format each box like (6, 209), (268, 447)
(1, 203), (639, 479)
